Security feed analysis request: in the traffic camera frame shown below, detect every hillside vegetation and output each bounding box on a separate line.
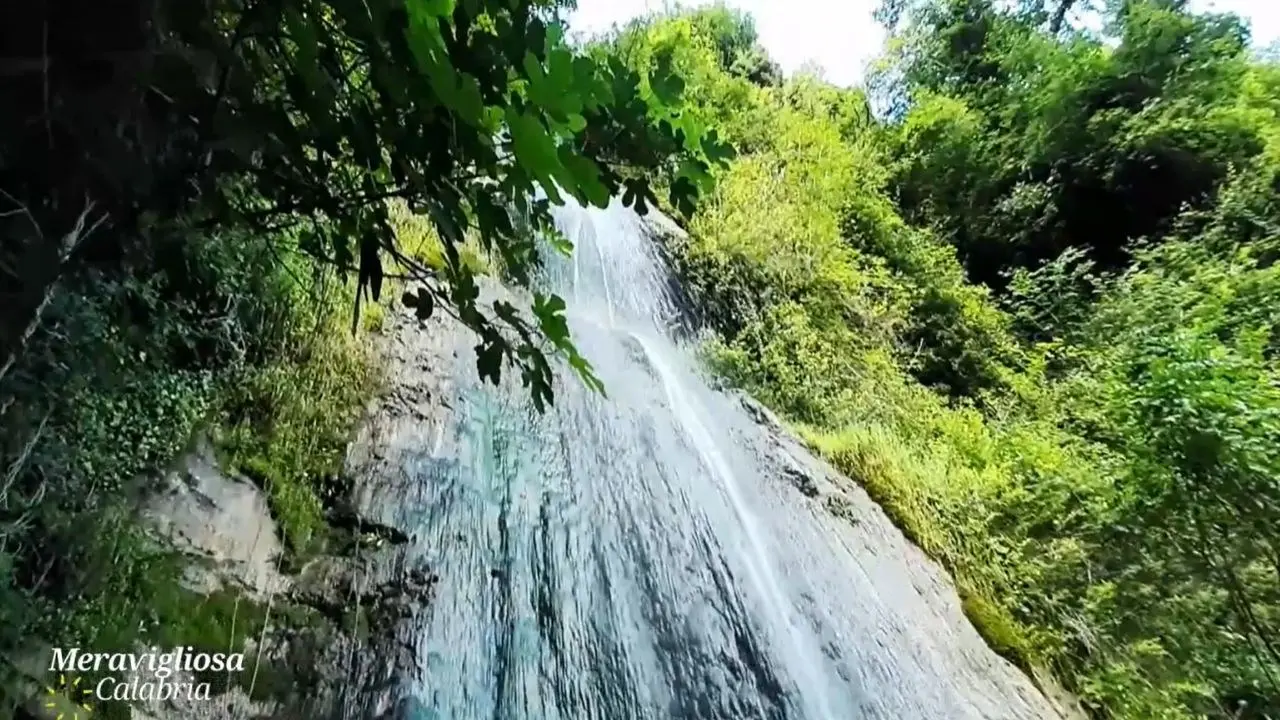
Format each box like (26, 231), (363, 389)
(601, 2), (1280, 718)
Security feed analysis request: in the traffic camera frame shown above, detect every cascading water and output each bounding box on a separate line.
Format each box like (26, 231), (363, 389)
(370, 200), (1061, 720)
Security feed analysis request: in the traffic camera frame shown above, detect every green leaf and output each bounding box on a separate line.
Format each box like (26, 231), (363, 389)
(648, 52), (686, 106)
(476, 335), (504, 386)
(558, 147), (609, 208)
(701, 128), (736, 166)
(532, 293), (570, 346)
(454, 72), (486, 127)
(358, 232), (383, 302)
(507, 107), (563, 189)
(568, 353), (606, 395)
(669, 175), (698, 218)
(284, 8), (321, 90)
(402, 289), (435, 319)
(678, 158), (713, 194)
(546, 227), (574, 257)
(405, 4), (447, 55)
(423, 0), (456, 17)
(574, 56), (611, 107)
(621, 177), (654, 214)
(474, 194), (515, 250)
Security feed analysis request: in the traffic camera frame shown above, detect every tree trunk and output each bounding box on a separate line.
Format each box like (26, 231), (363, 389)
(1049, 0), (1077, 33)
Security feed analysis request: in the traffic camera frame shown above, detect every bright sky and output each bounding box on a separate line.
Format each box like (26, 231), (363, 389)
(568, 0), (1280, 88)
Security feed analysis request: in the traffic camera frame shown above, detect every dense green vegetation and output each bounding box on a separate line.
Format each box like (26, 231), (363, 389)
(0, 0), (725, 713)
(602, 2), (1280, 718)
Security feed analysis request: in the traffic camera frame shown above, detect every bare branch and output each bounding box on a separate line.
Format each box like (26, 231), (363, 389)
(1, 410), (51, 502)
(0, 197), (108, 389)
(0, 188), (44, 241)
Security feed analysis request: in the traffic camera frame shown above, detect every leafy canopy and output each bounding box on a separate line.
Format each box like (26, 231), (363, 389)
(876, 0), (1273, 287)
(48, 0), (736, 411)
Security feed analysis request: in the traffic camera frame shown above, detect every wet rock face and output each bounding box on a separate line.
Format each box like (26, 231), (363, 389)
(735, 393), (839, 502)
(779, 459), (821, 498)
(737, 394), (1084, 720)
(128, 326), (450, 720)
(289, 556), (439, 634)
(287, 288), (467, 720)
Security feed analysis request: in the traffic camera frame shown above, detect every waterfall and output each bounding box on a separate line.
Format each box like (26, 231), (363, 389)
(364, 199), (1061, 720)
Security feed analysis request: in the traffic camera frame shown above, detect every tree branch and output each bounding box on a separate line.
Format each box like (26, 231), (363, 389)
(1049, 0), (1078, 34)
(0, 197), (108, 392)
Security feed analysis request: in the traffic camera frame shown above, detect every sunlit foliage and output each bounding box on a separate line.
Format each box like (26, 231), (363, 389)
(606, 3), (1280, 717)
